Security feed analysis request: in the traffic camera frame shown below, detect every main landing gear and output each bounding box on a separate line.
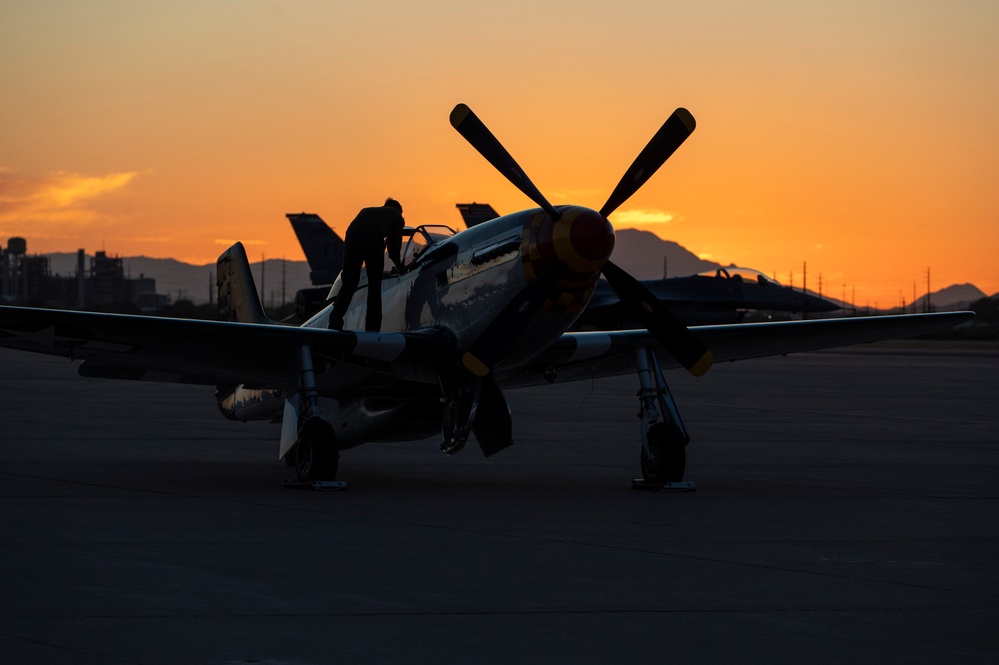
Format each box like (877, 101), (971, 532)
(439, 371), (514, 458)
(291, 345), (339, 484)
(440, 373), (478, 456)
(634, 348), (692, 488)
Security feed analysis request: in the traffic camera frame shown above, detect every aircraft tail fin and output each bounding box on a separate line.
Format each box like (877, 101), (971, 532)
(217, 242), (271, 325)
(456, 203), (500, 228)
(287, 213), (344, 285)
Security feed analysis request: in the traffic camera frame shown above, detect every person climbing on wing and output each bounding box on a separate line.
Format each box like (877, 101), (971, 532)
(327, 197), (406, 332)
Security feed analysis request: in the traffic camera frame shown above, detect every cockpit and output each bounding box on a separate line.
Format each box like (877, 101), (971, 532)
(697, 267), (782, 286)
(327, 224), (457, 299)
(400, 224), (457, 267)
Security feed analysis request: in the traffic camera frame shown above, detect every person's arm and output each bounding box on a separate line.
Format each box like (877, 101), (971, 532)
(386, 213), (405, 273)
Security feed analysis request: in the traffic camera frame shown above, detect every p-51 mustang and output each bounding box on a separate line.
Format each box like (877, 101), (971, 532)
(0, 104), (971, 485)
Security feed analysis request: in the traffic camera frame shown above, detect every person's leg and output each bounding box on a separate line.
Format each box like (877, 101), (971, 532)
(327, 245), (362, 330)
(363, 247), (385, 331)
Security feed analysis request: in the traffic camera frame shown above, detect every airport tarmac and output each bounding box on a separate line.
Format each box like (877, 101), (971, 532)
(1, 342), (997, 664)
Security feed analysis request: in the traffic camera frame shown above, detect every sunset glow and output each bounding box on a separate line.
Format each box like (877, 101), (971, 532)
(1, 1), (996, 306)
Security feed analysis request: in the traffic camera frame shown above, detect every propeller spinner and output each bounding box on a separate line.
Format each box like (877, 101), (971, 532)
(450, 103), (713, 377)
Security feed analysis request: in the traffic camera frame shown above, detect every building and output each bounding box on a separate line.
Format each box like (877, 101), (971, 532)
(0, 239), (170, 311)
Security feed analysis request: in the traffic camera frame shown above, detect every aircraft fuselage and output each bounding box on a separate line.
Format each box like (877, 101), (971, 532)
(225, 205), (616, 447)
(305, 206), (612, 367)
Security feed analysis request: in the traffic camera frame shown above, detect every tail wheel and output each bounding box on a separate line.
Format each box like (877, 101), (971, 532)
(295, 417), (339, 482)
(641, 422), (686, 483)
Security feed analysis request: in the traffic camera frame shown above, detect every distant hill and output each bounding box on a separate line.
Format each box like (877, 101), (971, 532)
(46, 252), (312, 305)
(610, 229), (721, 279)
(913, 283), (987, 311)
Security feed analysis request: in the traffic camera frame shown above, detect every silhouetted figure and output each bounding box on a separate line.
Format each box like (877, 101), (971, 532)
(328, 198), (406, 332)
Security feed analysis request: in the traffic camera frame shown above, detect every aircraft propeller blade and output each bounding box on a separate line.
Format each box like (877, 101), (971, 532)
(601, 259), (713, 376)
(598, 108), (696, 218)
(450, 103), (562, 221)
(449, 103), (711, 377)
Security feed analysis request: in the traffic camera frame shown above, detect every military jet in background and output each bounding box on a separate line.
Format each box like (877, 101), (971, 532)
(287, 212), (345, 321)
(455, 202), (500, 228)
(0, 104), (971, 487)
(577, 267), (839, 327)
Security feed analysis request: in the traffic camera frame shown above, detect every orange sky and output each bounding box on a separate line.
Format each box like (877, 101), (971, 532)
(2, 1), (997, 307)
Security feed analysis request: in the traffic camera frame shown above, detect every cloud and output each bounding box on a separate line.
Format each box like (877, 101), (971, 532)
(550, 188), (603, 201)
(611, 208), (678, 225)
(0, 169), (139, 225)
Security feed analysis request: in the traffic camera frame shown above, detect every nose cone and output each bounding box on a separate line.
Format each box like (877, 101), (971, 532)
(519, 206), (615, 315)
(551, 207), (615, 275)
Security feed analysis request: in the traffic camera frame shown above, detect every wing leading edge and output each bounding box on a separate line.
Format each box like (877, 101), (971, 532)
(0, 306), (454, 388)
(502, 312), (974, 387)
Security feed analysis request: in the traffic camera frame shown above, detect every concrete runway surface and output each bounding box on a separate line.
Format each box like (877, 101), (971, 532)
(1, 342), (997, 664)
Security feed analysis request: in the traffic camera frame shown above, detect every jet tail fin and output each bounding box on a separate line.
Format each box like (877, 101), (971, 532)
(217, 242), (271, 325)
(456, 203), (500, 228)
(287, 213), (344, 285)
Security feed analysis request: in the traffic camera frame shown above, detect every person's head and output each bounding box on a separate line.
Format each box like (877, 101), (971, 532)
(384, 198), (403, 214)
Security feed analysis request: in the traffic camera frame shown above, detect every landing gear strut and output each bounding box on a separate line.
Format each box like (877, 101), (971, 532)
(440, 373), (481, 456)
(636, 348), (689, 484)
(293, 345), (338, 482)
(439, 370), (514, 458)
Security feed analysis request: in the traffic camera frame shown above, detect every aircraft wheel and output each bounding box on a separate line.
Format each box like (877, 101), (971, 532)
(641, 422), (686, 483)
(295, 417), (339, 482)
(440, 389), (473, 453)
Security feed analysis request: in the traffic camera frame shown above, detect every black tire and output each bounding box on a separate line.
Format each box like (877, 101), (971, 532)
(641, 422), (686, 483)
(295, 417), (339, 482)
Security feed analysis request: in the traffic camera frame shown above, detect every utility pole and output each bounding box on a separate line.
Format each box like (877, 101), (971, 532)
(818, 273), (823, 299)
(260, 253), (266, 306)
(926, 267), (932, 313)
(802, 261), (807, 294)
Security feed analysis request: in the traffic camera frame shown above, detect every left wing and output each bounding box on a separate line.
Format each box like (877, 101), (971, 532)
(501, 312), (974, 387)
(0, 306), (453, 388)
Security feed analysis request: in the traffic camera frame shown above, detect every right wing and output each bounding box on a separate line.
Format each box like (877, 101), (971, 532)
(502, 312), (974, 387)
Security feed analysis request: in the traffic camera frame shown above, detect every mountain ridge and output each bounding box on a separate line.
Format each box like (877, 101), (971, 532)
(41, 231), (985, 310)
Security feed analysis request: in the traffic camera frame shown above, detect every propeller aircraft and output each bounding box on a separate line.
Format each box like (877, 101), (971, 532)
(0, 104), (972, 486)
